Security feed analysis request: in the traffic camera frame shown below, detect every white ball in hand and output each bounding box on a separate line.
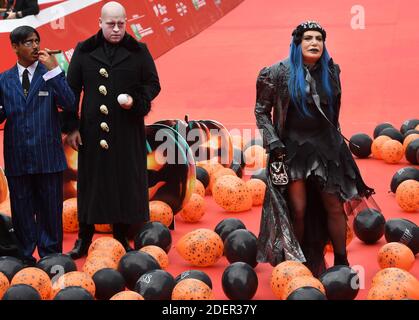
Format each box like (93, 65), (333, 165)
(117, 94), (129, 105)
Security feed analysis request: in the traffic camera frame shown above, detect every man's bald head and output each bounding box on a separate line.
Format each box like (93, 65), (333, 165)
(99, 1), (127, 44)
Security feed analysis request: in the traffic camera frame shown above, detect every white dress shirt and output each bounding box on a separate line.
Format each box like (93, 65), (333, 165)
(17, 61), (62, 84)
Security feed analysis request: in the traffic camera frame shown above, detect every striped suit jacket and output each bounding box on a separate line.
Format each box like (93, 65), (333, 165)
(0, 63), (75, 176)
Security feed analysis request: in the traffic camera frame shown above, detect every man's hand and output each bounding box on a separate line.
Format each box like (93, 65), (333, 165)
(66, 130), (82, 151)
(38, 49), (59, 70)
(118, 94), (134, 110)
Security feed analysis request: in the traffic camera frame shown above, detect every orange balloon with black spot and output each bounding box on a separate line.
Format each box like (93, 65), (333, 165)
(212, 175), (252, 212)
(395, 179), (419, 212)
(381, 139), (404, 164)
(371, 268), (419, 300)
(209, 167), (236, 193)
(284, 276), (326, 300)
(140, 245), (169, 270)
(270, 261), (312, 300)
(377, 242), (415, 271)
(179, 193), (206, 223)
(88, 237), (127, 262)
(82, 256), (117, 278)
(87, 249), (120, 265)
(62, 197), (78, 233)
(172, 278), (214, 300)
(193, 179), (205, 198)
(149, 200), (173, 227)
(176, 228), (224, 267)
(367, 280), (419, 300)
(246, 178), (266, 206)
(51, 271), (95, 298)
(371, 135), (391, 159)
(0, 272), (9, 299)
(110, 291), (144, 300)
(11, 267), (52, 300)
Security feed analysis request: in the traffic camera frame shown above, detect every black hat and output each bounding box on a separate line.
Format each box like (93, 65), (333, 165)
(292, 20), (326, 45)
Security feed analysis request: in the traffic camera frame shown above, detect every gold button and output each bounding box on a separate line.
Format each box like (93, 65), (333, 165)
(100, 122), (109, 132)
(99, 68), (109, 78)
(100, 105), (108, 115)
(100, 140), (109, 150)
(99, 85), (107, 96)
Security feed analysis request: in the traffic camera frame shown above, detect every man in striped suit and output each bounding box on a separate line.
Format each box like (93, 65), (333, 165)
(0, 26), (75, 265)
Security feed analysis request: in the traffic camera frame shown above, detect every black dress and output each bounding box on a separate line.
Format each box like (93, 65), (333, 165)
(255, 60), (377, 277)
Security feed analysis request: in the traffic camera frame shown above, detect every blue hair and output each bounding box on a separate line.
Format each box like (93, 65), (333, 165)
(288, 41), (335, 117)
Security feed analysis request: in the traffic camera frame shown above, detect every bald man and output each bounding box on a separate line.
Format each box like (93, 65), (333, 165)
(63, 1), (161, 259)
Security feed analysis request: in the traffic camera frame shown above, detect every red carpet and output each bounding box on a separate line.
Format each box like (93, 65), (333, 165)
(1, 0), (418, 300)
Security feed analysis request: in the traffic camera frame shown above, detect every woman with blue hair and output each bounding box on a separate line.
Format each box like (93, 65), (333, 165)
(255, 21), (377, 276)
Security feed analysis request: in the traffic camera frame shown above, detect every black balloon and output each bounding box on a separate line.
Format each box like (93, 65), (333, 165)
(385, 218), (419, 254)
(53, 286), (94, 300)
(349, 133), (372, 158)
(405, 139), (419, 165)
(196, 166), (210, 188)
(174, 270), (213, 289)
(373, 122), (394, 139)
(134, 269), (175, 300)
(378, 127), (403, 143)
(403, 129), (419, 139)
(229, 163), (243, 178)
(134, 221), (172, 253)
(400, 119), (419, 135)
(0, 256), (24, 281)
(224, 229), (258, 267)
(390, 167), (419, 193)
(2, 284), (41, 300)
(117, 251), (161, 290)
(214, 218), (247, 242)
(92, 268), (126, 300)
(36, 253), (77, 279)
(222, 262), (258, 300)
(353, 208), (386, 244)
(286, 286), (327, 300)
(319, 265), (359, 300)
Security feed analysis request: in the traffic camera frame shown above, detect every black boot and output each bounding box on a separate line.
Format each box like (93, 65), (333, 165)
(66, 239), (91, 260)
(115, 237), (134, 252)
(113, 223), (133, 252)
(334, 253), (349, 266)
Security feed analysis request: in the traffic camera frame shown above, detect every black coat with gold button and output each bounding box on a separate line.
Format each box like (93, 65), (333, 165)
(63, 30), (161, 224)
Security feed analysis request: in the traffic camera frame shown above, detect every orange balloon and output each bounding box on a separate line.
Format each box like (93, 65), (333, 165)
(176, 228), (223, 267)
(381, 139), (404, 164)
(377, 242), (415, 271)
(82, 256), (117, 278)
(371, 268), (419, 299)
(246, 178), (266, 206)
(212, 175), (253, 212)
(11, 267), (52, 300)
(395, 179), (419, 212)
(270, 261), (312, 300)
(209, 167), (237, 192)
(0, 197), (11, 216)
(179, 193), (206, 223)
(0, 272), (9, 299)
(193, 179), (205, 198)
(371, 135), (391, 159)
(110, 290), (144, 300)
(88, 237), (127, 262)
(87, 249), (120, 265)
(172, 278), (214, 300)
(197, 161), (225, 195)
(62, 197), (78, 233)
(284, 275), (326, 300)
(0, 167), (8, 204)
(367, 280), (419, 300)
(140, 245), (170, 270)
(52, 271), (95, 298)
(149, 200), (173, 227)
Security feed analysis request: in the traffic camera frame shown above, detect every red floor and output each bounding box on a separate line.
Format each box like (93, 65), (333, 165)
(1, 0), (418, 300)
